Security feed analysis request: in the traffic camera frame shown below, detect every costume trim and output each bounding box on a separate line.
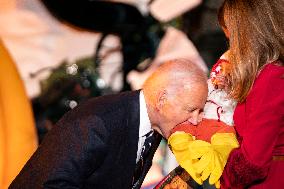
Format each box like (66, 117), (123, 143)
(222, 149), (268, 188)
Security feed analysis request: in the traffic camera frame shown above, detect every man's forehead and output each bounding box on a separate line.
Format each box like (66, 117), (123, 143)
(183, 81), (207, 90)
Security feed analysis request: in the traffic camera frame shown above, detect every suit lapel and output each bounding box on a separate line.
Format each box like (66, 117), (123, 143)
(120, 90), (141, 188)
(123, 90), (162, 189)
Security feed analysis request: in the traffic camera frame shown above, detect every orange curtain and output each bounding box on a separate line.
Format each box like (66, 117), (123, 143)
(0, 39), (38, 188)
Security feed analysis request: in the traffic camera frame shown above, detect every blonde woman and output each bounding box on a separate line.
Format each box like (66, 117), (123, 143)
(218, 0), (284, 188)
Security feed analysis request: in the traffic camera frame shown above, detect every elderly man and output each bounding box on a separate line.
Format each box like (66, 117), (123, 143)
(9, 59), (208, 189)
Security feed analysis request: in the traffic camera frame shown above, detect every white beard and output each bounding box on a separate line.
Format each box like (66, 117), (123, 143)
(204, 80), (237, 126)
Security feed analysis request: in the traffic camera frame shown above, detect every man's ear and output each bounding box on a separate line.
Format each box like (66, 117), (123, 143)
(156, 89), (167, 111)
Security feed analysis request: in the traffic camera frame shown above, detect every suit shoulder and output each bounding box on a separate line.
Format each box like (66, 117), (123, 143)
(62, 90), (140, 121)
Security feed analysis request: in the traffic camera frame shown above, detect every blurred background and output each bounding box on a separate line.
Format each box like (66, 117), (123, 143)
(0, 0), (227, 188)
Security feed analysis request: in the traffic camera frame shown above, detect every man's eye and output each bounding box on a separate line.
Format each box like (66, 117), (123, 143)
(188, 108), (196, 112)
(187, 108), (204, 114)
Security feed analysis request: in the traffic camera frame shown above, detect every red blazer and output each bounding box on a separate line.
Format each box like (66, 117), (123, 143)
(221, 62), (284, 188)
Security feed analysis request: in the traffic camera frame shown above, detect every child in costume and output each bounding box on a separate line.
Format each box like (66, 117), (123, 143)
(160, 52), (240, 188)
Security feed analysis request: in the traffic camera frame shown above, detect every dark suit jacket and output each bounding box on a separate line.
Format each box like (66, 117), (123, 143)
(9, 90), (161, 189)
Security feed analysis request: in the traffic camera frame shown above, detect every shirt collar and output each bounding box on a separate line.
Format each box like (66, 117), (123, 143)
(139, 91), (152, 137)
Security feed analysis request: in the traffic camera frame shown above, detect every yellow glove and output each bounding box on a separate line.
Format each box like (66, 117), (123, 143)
(168, 132), (239, 188)
(197, 133), (239, 188)
(168, 132), (203, 185)
(208, 133), (239, 186)
(188, 140), (212, 173)
(199, 150), (215, 181)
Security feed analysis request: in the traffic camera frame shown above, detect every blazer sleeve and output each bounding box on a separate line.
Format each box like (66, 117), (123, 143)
(221, 65), (284, 188)
(9, 108), (109, 189)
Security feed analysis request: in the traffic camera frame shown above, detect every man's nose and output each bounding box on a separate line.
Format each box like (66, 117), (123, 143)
(188, 118), (198, 125)
(188, 111), (203, 125)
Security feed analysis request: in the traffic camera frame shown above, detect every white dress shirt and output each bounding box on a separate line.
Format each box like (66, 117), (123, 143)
(136, 91), (153, 163)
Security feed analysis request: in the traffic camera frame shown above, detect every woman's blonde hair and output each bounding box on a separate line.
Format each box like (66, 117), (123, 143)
(219, 0), (284, 102)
